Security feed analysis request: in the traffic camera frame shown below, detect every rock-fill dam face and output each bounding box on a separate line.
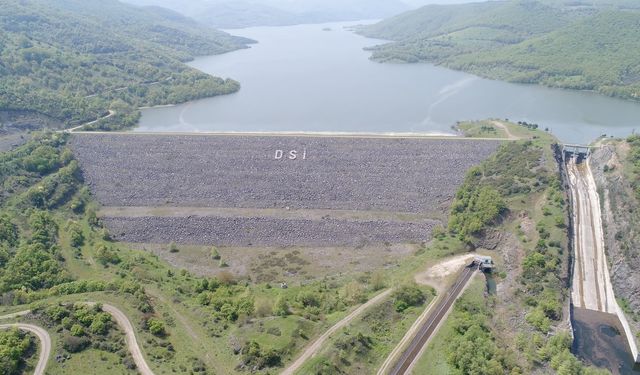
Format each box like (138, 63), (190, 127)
(69, 134), (500, 247)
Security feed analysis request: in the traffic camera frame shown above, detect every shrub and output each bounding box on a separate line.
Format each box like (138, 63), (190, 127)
(211, 246), (221, 260)
(90, 313), (111, 335)
(370, 271), (386, 291)
(169, 242), (179, 253)
(0, 329), (32, 375)
(392, 284), (426, 312)
(147, 318), (166, 337)
(255, 299), (273, 317)
(526, 308), (551, 333)
(70, 324), (85, 337)
(274, 297), (289, 317)
(63, 335), (91, 353)
(95, 244), (120, 266)
(240, 341), (282, 369)
(297, 291), (320, 308)
(449, 183), (506, 240)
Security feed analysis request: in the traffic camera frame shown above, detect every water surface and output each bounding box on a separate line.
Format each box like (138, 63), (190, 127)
(572, 308), (640, 374)
(138, 21), (640, 144)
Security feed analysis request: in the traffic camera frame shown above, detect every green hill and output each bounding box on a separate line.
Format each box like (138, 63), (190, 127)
(0, 0), (251, 131)
(359, 0), (640, 101)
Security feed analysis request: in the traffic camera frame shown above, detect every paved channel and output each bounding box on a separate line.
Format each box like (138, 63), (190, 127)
(567, 158), (617, 312)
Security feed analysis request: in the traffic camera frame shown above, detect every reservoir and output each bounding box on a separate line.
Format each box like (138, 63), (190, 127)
(137, 21), (640, 144)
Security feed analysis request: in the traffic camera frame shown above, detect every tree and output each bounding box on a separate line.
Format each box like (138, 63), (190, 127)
(22, 145), (60, 175)
(0, 243), (69, 292)
(28, 210), (58, 248)
(0, 215), (18, 247)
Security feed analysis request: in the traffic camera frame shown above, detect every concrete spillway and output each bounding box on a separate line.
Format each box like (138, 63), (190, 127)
(566, 156), (640, 371)
(567, 159), (617, 312)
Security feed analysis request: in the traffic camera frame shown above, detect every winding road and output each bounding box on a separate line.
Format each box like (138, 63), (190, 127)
(0, 323), (51, 375)
(99, 303), (156, 375)
(0, 303), (155, 375)
(64, 110), (115, 133)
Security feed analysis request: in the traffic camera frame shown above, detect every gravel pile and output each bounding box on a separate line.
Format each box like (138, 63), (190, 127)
(103, 216), (437, 247)
(70, 134), (500, 213)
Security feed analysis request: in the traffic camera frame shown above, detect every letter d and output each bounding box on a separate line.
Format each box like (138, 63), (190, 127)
(275, 150), (283, 159)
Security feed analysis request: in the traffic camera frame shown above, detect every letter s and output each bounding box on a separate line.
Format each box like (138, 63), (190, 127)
(289, 150), (297, 160)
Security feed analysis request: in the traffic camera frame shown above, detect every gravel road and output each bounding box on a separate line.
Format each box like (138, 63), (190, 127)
(0, 304), (155, 375)
(100, 303), (155, 375)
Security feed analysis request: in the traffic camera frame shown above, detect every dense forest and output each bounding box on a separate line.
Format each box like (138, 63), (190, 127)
(0, 0), (251, 131)
(359, 0), (640, 101)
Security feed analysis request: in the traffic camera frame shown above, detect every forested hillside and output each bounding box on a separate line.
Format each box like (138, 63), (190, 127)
(124, 0), (411, 29)
(359, 0), (640, 101)
(0, 0), (251, 131)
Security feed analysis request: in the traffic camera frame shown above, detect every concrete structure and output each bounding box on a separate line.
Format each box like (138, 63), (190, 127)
(566, 156), (640, 364)
(473, 255), (494, 272)
(562, 144), (594, 164)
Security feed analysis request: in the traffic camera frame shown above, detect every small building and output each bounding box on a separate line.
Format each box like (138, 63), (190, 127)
(474, 256), (494, 272)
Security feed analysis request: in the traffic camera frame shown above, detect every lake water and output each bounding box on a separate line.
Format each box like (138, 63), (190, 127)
(137, 21), (640, 144)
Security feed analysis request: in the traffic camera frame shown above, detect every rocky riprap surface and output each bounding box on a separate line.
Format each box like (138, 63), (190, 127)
(70, 133), (499, 246)
(104, 216), (437, 247)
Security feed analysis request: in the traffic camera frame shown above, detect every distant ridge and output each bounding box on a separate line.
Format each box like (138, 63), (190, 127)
(358, 0), (640, 101)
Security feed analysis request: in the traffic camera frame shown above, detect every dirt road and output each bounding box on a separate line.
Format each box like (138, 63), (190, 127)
(567, 159), (617, 312)
(1, 303), (155, 375)
(0, 323), (51, 375)
(99, 303), (155, 375)
(491, 120), (519, 140)
(64, 110), (115, 132)
(281, 288), (393, 375)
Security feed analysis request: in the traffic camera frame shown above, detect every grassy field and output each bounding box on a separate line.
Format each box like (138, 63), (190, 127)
(457, 120), (509, 139)
(295, 285), (435, 375)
